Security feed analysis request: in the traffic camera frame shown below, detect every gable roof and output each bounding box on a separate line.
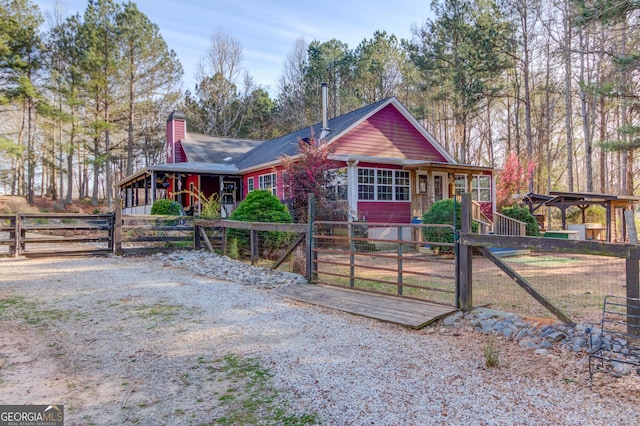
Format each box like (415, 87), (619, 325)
(235, 97), (456, 172)
(181, 133), (265, 164)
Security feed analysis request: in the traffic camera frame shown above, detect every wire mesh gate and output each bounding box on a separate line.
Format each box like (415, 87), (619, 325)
(311, 221), (458, 306)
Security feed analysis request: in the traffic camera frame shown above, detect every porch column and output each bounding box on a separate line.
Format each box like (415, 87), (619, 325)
(466, 174), (474, 199)
(151, 171), (156, 206)
(347, 160), (359, 221)
(448, 173), (455, 198)
(491, 173), (497, 219)
(426, 170), (433, 210)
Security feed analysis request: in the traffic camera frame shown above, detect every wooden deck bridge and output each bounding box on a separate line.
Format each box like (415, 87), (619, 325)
(277, 283), (458, 329)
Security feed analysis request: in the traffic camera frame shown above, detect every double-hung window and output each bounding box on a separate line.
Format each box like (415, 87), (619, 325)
(452, 174), (491, 201)
(472, 175), (491, 202)
(454, 175), (467, 195)
(357, 168), (410, 201)
(358, 169), (375, 200)
(259, 172), (277, 196)
(329, 168), (348, 201)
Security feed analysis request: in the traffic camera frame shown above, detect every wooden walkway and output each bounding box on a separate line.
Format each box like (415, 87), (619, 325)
(276, 283), (458, 329)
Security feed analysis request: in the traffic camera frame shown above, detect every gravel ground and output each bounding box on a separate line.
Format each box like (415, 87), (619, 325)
(0, 252), (638, 425)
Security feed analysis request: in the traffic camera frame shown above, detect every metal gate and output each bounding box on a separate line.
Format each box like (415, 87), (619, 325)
(311, 221), (458, 306)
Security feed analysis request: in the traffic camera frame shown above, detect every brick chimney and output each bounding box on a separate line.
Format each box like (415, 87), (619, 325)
(166, 110), (186, 163)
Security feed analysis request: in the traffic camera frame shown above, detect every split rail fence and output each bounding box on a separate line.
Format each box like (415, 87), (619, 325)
(2, 194), (639, 332)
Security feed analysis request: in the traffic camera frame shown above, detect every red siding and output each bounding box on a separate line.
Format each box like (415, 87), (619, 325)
(357, 201), (411, 223)
(200, 176), (219, 195)
(358, 162), (402, 170)
(185, 175), (199, 207)
(480, 201), (493, 221)
(333, 105), (449, 162)
(174, 140), (187, 163)
(166, 117), (185, 163)
(243, 166), (283, 199)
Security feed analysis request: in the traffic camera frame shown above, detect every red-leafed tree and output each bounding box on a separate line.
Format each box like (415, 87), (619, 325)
(281, 134), (344, 221)
(496, 152), (535, 209)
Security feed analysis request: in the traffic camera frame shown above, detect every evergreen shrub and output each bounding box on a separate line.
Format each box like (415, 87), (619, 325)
(501, 206), (540, 236)
(228, 190), (293, 256)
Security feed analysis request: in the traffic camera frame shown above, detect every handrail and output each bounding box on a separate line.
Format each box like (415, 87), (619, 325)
(473, 219), (492, 235)
(471, 200), (493, 232)
(493, 212), (527, 236)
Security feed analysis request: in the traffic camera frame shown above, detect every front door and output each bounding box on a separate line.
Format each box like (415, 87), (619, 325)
(221, 181), (237, 217)
(433, 173), (447, 202)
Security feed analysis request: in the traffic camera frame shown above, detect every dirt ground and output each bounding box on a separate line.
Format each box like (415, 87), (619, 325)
(317, 249), (627, 323)
(1, 254), (639, 425)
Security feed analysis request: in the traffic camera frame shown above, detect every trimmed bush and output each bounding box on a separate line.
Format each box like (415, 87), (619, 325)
(151, 199), (182, 216)
(501, 206), (540, 236)
(228, 190), (293, 256)
(422, 199), (478, 253)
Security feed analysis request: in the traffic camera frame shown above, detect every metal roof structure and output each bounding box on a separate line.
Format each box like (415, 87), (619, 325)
(522, 191), (640, 242)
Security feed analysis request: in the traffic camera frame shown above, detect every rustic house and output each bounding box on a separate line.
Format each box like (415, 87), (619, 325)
(118, 91), (496, 225)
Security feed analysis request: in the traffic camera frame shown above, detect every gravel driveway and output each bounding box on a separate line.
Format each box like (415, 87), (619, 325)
(0, 252), (638, 425)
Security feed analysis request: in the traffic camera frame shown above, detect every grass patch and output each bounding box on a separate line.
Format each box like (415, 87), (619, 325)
(484, 337), (500, 368)
(0, 296), (73, 325)
(504, 255), (578, 267)
(134, 303), (183, 321)
(213, 354), (318, 425)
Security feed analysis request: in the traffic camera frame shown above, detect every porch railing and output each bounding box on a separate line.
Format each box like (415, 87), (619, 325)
(472, 200), (493, 231)
(493, 212), (527, 236)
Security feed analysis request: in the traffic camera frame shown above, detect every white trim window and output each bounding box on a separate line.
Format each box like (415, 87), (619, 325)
(259, 172), (277, 196)
(329, 168), (348, 201)
(454, 175), (467, 195)
(472, 175), (491, 202)
(247, 177), (254, 192)
(357, 168), (410, 201)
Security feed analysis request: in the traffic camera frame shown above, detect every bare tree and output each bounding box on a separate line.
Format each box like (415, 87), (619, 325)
(193, 27), (253, 136)
(277, 36), (309, 132)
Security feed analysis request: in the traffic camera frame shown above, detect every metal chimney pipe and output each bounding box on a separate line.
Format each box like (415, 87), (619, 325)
(321, 82), (329, 139)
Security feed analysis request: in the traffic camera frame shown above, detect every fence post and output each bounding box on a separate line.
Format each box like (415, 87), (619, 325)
(114, 199), (123, 256)
(627, 248), (640, 335)
(250, 227), (258, 265)
(306, 193), (316, 283)
(17, 214), (24, 257)
(194, 220), (201, 250)
(458, 193), (473, 310)
(349, 222), (355, 288)
(397, 225), (403, 295)
(222, 227), (227, 256)
(11, 214), (18, 257)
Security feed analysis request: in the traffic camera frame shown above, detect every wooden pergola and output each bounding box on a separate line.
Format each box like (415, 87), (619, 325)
(524, 191), (640, 242)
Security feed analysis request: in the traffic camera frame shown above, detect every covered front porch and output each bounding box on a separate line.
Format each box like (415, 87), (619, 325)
(117, 163), (242, 217)
(404, 162), (496, 229)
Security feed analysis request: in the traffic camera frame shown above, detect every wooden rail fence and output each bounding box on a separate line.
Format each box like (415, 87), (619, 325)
(1, 213), (114, 257)
(457, 193), (640, 331)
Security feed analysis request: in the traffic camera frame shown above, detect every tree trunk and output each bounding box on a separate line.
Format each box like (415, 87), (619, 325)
(563, 0), (574, 191)
(600, 96), (606, 193)
(579, 30), (593, 192)
(127, 60), (135, 176)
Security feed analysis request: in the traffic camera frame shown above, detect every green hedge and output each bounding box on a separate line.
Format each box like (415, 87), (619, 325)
(501, 206), (540, 236)
(228, 190), (293, 255)
(422, 199), (477, 253)
(151, 199), (182, 216)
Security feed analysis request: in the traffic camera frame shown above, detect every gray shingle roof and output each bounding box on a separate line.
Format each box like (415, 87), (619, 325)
(148, 162), (239, 174)
(235, 98), (392, 170)
(181, 133), (265, 164)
